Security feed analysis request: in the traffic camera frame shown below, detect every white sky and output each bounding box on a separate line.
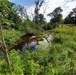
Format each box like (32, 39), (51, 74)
(27, 0), (76, 22)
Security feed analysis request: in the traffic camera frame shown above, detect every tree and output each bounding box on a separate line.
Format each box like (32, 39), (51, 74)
(38, 14), (45, 24)
(19, 18), (32, 33)
(64, 7), (76, 25)
(0, 0), (14, 28)
(72, 7), (76, 25)
(48, 7), (63, 18)
(48, 7), (63, 28)
(0, 0), (22, 29)
(33, 0), (44, 24)
(14, 4), (27, 21)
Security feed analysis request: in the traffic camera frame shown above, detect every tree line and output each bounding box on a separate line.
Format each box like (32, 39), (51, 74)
(0, 0), (76, 31)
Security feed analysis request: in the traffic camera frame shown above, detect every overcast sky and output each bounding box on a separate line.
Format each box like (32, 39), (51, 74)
(9, 0), (76, 22)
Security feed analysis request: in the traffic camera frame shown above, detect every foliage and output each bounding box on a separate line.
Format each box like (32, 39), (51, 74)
(0, 29), (23, 49)
(18, 18), (32, 33)
(33, 0), (44, 24)
(9, 50), (24, 75)
(51, 25), (76, 75)
(14, 4), (27, 21)
(48, 7), (63, 29)
(64, 7), (76, 25)
(0, 0), (23, 29)
(0, 25), (76, 75)
(0, 50), (24, 75)
(0, 0), (76, 75)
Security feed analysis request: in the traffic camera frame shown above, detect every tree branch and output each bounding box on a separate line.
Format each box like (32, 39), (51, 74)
(0, 21), (12, 73)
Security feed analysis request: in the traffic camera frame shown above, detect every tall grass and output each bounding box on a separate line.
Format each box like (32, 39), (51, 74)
(49, 25), (76, 75)
(0, 25), (76, 75)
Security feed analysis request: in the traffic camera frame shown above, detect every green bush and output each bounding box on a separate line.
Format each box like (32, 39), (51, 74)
(9, 50), (24, 75)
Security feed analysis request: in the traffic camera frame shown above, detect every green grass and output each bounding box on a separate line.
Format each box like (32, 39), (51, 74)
(0, 25), (76, 75)
(49, 25), (76, 75)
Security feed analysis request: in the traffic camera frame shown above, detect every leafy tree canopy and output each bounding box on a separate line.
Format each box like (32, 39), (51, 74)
(0, 0), (22, 29)
(48, 7), (63, 28)
(64, 7), (76, 25)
